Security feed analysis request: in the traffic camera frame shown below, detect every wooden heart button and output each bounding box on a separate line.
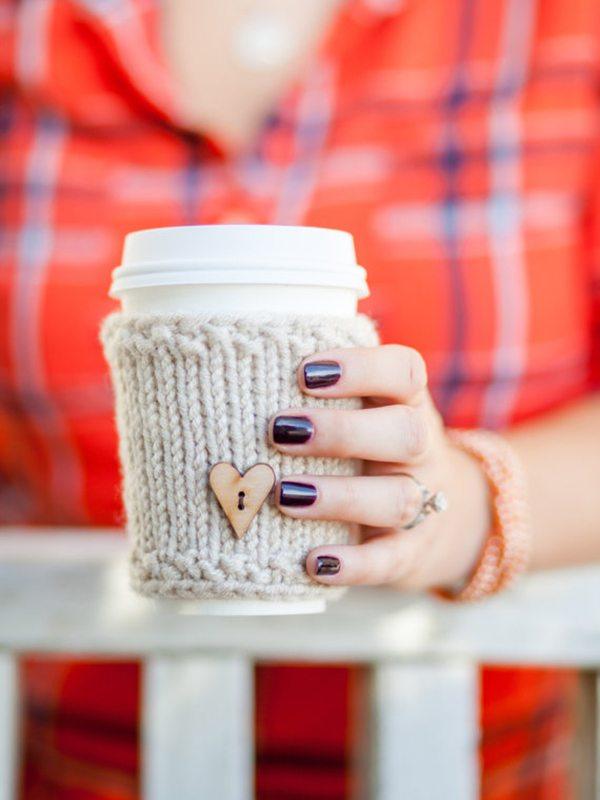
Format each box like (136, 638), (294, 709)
(209, 462), (276, 539)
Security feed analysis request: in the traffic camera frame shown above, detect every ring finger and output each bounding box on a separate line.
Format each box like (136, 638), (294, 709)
(275, 474), (424, 528)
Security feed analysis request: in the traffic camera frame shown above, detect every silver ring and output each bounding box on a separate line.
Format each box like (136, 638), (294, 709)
(398, 473), (448, 529)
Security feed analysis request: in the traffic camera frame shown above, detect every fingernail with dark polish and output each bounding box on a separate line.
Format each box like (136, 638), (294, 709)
(304, 360), (341, 389)
(273, 415), (314, 445)
(315, 556), (341, 576)
(280, 481), (318, 507)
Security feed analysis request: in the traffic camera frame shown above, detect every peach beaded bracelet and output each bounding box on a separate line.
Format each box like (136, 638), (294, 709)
(433, 429), (532, 603)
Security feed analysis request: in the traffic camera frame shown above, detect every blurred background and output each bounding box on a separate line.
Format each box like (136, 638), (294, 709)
(2, 0), (600, 798)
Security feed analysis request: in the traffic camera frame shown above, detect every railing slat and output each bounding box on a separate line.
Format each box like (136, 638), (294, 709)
(595, 671), (600, 800)
(572, 672), (597, 799)
(142, 654), (253, 800)
(0, 652), (19, 800)
(365, 661), (478, 800)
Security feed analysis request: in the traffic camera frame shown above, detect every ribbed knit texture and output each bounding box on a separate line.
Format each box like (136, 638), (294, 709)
(100, 312), (380, 601)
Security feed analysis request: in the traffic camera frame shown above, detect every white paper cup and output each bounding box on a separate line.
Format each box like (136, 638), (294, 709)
(108, 225), (371, 616)
(110, 224), (369, 316)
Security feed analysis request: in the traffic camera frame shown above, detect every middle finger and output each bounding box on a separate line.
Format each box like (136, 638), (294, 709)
(268, 405), (429, 462)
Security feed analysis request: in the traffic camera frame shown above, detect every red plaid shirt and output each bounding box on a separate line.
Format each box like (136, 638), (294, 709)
(1, 0), (598, 797)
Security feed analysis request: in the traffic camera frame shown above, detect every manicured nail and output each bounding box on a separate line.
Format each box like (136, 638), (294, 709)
(279, 481), (318, 507)
(273, 415), (314, 445)
(315, 556), (340, 576)
(304, 361), (342, 389)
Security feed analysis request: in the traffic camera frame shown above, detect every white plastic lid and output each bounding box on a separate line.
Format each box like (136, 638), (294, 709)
(109, 225), (369, 298)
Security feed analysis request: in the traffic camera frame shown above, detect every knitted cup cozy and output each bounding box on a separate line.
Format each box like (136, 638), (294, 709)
(100, 312), (380, 601)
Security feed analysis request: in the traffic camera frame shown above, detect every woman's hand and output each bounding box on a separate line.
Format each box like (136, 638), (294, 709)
(268, 345), (492, 591)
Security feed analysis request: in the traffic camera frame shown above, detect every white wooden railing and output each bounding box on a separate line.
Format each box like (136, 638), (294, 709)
(1, 529), (600, 799)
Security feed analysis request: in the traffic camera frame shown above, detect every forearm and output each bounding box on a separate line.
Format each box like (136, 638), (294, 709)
(505, 392), (600, 570)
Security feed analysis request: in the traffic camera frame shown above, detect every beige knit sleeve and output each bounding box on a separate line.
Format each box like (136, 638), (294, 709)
(101, 312), (380, 601)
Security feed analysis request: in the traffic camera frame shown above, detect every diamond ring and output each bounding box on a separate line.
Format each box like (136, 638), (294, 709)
(398, 473), (448, 530)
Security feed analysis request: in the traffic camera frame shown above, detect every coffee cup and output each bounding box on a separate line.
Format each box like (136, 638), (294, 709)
(101, 225), (379, 614)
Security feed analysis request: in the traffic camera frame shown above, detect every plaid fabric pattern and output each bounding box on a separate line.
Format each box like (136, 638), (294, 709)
(1, 0), (599, 796)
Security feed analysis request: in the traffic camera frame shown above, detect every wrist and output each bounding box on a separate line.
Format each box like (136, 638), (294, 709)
(439, 438), (492, 589)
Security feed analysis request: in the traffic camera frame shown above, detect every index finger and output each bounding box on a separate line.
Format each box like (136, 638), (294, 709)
(298, 344), (427, 404)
